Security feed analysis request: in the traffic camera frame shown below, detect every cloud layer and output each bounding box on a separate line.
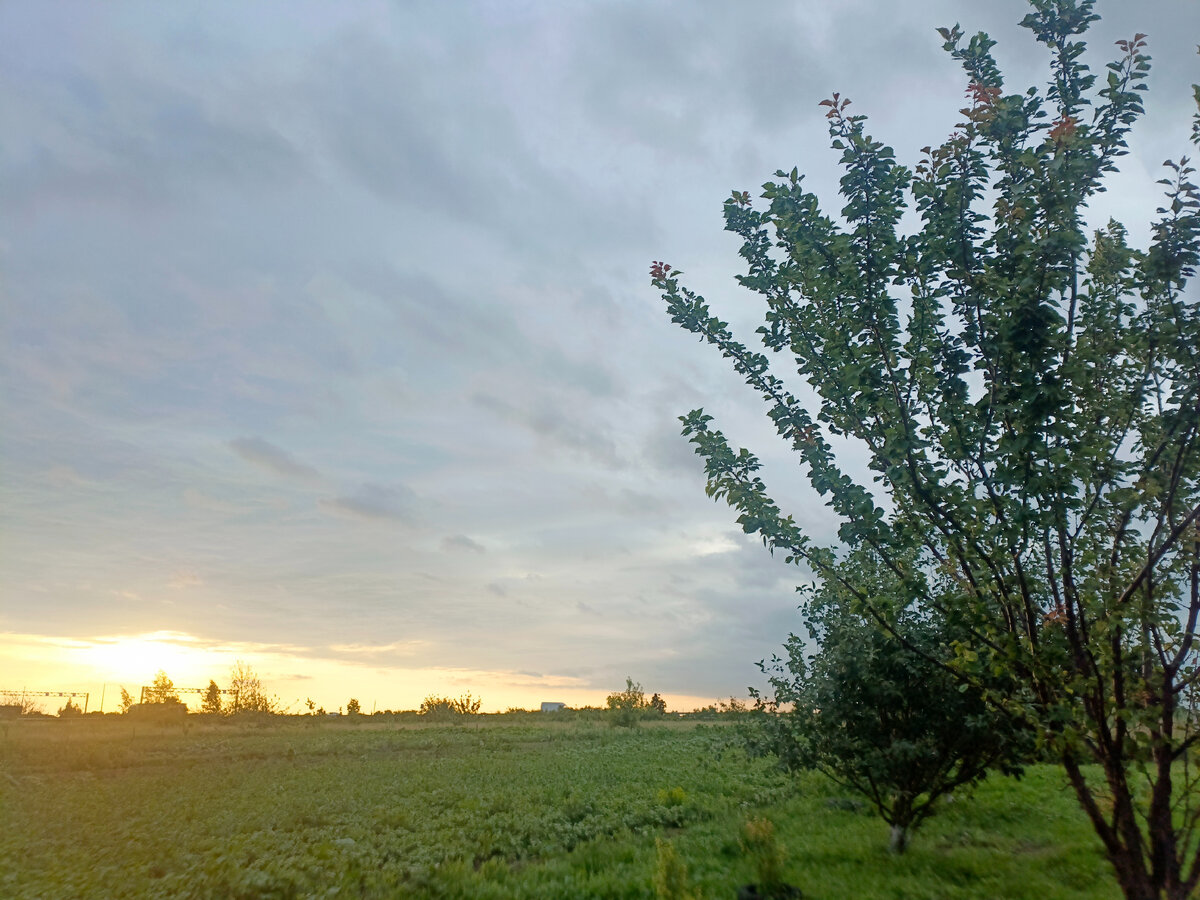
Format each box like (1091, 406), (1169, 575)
(2, 0), (1196, 708)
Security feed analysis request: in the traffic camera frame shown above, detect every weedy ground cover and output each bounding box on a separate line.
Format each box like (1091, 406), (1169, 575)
(1, 717), (1116, 898)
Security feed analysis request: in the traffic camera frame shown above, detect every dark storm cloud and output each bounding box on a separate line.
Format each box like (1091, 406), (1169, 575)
(229, 437), (321, 480)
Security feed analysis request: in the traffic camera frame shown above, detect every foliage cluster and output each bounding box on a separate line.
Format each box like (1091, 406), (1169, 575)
(226, 661), (280, 714)
(606, 677), (671, 727)
(0, 692), (43, 716)
(143, 671), (179, 705)
(607, 676), (648, 728)
(418, 692), (483, 719)
(200, 680), (222, 715)
(56, 699), (82, 718)
(752, 557), (1030, 853)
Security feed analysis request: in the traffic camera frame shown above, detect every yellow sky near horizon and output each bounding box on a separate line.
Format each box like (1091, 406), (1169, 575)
(0, 630), (728, 715)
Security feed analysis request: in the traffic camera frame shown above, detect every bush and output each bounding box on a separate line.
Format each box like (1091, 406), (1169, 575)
(57, 699), (83, 718)
(751, 554), (1029, 852)
(418, 693), (482, 719)
(606, 677), (648, 728)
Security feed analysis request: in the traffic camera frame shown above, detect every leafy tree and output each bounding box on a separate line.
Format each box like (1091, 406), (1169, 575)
(649, 692), (668, 715)
(607, 677), (648, 728)
(201, 680), (222, 715)
(753, 550), (1028, 852)
(346, 697), (361, 715)
(652, 3), (1200, 896)
(118, 686), (135, 714)
(228, 661), (278, 714)
(145, 670), (180, 704)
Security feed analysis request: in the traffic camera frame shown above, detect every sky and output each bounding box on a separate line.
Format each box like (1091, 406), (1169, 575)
(2, 1), (1197, 714)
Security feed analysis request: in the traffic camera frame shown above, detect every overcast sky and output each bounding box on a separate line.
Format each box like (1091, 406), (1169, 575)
(2, 0), (1197, 713)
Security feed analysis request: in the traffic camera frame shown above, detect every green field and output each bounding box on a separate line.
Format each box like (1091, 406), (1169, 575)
(1, 716), (1118, 899)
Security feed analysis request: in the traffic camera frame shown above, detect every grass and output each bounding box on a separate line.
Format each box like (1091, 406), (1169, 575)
(0, 715), (1118, 898)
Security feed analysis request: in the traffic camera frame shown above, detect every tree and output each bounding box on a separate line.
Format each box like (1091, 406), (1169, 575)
(228, 661), (277, 714)
(201, 680), (222, 715)
(144, 670), (179, 704)
(652, 3), (1200, 896)
(607, 677), (648, 728)
(753, 551), (1028, 852)
(118, 686), (135, 714)
(346, 697), (361, 715)
(649, 692), (668, 715)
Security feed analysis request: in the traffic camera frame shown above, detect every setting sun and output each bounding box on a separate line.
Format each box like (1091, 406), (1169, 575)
(75, 632), (211, 687)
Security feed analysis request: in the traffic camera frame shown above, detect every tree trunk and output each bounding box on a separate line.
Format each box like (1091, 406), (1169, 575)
(1061, 753), (1195, 900)
(888, 823), (910, 854)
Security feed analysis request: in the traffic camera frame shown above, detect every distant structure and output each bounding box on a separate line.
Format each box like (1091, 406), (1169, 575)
(540, 702), (566, 713)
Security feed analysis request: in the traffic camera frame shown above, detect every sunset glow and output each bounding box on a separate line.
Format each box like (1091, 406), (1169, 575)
(0, 630), (721, 715)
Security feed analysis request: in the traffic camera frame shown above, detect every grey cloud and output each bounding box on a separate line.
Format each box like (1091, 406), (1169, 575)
(4, 0), (1193, 711)
(472, 391), (622, 468)
(558, 1), (833, 163)
(230, 437), (321, 480)
(1, 44), (303, 216)
(299, 26), (655, 263)
(320, 483), (418, 522)
(579, 483), (675, 519)
(643, 420), (704, 477)
(344, 265), (617, 400)
(442, 534), (485, 554)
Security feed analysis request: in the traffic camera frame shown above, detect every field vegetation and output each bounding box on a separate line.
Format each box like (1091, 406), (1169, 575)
(1, 715), (1117, 899)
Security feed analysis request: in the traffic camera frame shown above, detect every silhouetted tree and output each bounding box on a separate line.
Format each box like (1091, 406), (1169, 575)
(145, 670), (179, 704)
(57, 698), (82, 717)
(228, 661), (277, 713)
(201, 680), (222, 715)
